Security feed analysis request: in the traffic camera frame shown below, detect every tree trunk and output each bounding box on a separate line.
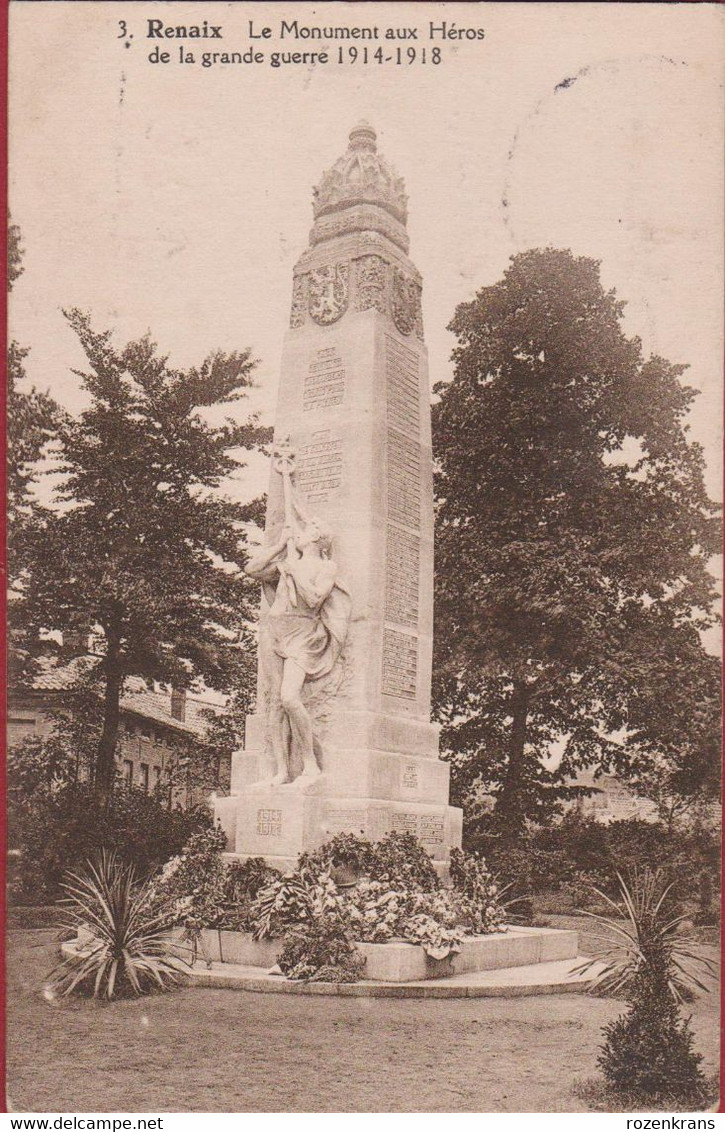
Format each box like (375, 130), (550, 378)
(496, 679), (530, 842)
(95, 629), (122, 808)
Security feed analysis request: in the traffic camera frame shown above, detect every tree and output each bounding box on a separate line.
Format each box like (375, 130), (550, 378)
(433, 248), (720, 839)
(7, 341), (59, 525)
(22, 310), (270, 804)
(182, 679), (256, 800)
(8, 216), (24, 290)
(7, 221), (62, 681)
(7, 220), (59, 520)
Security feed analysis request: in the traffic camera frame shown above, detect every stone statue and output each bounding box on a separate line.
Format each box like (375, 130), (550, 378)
(244, 441), (351, 789)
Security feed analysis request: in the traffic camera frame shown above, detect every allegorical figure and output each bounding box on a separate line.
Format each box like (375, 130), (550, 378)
(244, 444), (351, 788)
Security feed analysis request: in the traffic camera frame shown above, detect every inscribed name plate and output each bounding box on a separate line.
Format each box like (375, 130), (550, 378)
(304, 347), (346, 412)
(387, 431), (421, 529)
(385, 334), (420, 436)
(385, 525), (420, 628)
(382, 628), (418, 699)
(296, 431), (343, 502)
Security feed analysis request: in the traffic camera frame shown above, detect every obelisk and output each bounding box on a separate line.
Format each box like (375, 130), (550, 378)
(215, 122), (462, 875)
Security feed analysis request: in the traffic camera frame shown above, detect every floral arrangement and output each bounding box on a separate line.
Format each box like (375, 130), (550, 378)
(449, 847), (506, 935)
(148, 827), (281, 940)
(148, 830), (506, 982)
(344, 881), (464, 958)
(147, 826), (229, 942)
(277, 914), (366, 984)
(299, 830), (442, 891)
(250, 867), (346, 941)
(222, 856), (282, 932)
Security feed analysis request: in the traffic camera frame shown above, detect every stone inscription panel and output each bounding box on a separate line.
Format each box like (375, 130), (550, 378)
(419, 816), (445, 848)
(325, 809), (367, 836)
(394, 811), (418, 835)
(297, 431), (343, 503)
(385, 524), (420, 628)
(391, 811), (444, 849)
(385, 335), (420, 436)
(402, 762), (419, 791)
(304, 347), (345, 412)
(387, 431), (421, 529)
(382, 628), (418, 699)
(256, 808), (282, 837)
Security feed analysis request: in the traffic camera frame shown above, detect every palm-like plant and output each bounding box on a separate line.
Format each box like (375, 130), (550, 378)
(573, 868), (716, 1002)
(575, 868), (716, 1101)
(48, 851), (190, 999)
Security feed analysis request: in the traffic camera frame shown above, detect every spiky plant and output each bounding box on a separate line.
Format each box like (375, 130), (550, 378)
(574, 868), (716, 1002)
(48, 851), (190, 999)
(575, 869), (715, 1102)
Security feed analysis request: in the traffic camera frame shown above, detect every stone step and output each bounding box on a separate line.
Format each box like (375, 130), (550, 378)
(186, 957), (603, 998)
(230, 747), (451, 804)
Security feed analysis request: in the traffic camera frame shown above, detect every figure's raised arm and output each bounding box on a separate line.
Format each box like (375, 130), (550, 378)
(244, 528), (292, 580)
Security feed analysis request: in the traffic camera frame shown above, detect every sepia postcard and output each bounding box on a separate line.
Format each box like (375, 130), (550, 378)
(6, 0), (723, 1117)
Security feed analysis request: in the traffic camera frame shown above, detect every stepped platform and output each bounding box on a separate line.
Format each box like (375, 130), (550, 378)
(64, 924), (601, 998)
(177, 956), (600, 998)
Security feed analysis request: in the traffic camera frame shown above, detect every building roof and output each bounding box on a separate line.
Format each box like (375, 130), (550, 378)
(23, 655), (223, 739)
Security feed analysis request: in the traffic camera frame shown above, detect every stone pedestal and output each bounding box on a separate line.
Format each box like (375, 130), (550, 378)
(217, 789), (462, 876)
(215, 708), (462, 873)
(214, 123), (462, 871)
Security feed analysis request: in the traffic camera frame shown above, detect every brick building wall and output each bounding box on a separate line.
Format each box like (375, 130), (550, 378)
(7, 668), (230, 807)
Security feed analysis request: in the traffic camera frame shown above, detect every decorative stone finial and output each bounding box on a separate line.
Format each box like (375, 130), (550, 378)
(312, 123), (408, 226)
(348, 121), (377, 152)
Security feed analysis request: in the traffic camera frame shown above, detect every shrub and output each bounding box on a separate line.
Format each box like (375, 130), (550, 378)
(599, 996), (705, 1101)
(463, 809), (721, 919)
(576, 871), (714, 1103)
(48, 851), (188, 999)
(9, 779), (212, 905)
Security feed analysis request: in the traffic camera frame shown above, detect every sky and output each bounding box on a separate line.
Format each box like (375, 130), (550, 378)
(9, 0), (724, 512)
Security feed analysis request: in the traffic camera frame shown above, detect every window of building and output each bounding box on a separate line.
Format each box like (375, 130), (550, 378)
(123, 760), (133, 786)
(152, 766), (162, 790)
(8, 717), (38, 742)
(140, 763), (150, 793)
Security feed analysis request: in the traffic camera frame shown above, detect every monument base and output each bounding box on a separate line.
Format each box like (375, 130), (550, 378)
(165, 924), (579, 981)
(215, 782), (462, 875)
(64, 926), (595, 996)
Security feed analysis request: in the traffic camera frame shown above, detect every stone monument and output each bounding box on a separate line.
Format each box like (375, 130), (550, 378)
(215, 122), (463, 875)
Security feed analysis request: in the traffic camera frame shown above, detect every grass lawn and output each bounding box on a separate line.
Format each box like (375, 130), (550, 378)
(6, 926), (719, 1114)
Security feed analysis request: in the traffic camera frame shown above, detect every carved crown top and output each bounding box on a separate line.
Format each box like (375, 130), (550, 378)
(312, 122), (408, 226)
